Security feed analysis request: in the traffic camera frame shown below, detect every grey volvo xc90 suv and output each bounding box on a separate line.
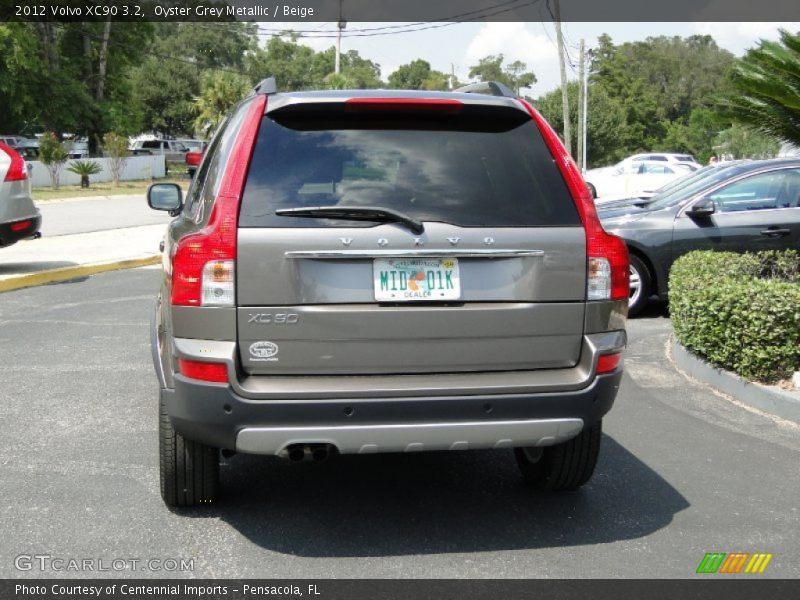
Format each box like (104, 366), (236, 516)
(148, 79), (629, 507)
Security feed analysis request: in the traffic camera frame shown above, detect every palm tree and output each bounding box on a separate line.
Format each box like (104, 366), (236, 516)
(67, 160), (102, 188)
(719, 29), (800, 145)
(193, 71), (251, 138)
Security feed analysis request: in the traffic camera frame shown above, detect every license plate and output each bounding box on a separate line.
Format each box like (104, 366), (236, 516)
(373, 258), (461, 302)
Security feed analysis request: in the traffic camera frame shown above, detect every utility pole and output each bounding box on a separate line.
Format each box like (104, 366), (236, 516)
(577, 39), (585, 172)
(553, 0), (571, 156)
(450, 63), (456, 90)
(335, 0), (346, 74)
(582, 48), (591, 173)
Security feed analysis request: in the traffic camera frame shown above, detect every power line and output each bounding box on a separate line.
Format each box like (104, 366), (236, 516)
(192, 0), (544, 40)
(212, 0), (535, 36)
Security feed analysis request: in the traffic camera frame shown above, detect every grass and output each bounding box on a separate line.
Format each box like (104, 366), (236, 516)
(33, 177), (188, 202)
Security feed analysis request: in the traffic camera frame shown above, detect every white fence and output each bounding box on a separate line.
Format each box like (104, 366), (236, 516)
(27, 155), (167, 188)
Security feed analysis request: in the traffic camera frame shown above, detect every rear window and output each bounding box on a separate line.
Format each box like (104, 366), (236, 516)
(239, 104), (580, 228)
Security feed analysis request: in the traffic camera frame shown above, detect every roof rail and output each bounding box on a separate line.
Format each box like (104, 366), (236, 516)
(253, 76), (278, 95)
(453, 81), (517, 98)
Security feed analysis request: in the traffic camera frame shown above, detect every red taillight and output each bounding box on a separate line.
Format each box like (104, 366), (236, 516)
(0, 143), (27, 182)
(345, 97), (463, 114)
(10, 220), (31, 232)
(171, 94), (266, 306)
(517, 99), (629, 301)
(597, 353), (622, 374)
(178, 359), (228, 383)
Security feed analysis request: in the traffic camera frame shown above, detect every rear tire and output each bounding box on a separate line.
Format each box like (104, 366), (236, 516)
(514, 420), (602, 490)
(159, 392), (219, 507)
(628, 254), (652, 316)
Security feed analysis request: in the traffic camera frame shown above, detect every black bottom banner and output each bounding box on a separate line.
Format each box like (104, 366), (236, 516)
(3, 579), (800, 600)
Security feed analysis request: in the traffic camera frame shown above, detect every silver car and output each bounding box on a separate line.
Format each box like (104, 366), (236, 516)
(147, 80), (629, 507)
(0, 143), (41, 247)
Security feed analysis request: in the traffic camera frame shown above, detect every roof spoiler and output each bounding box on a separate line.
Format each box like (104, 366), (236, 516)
(252, 76), (278, 96)
(453, 81), (517, 98)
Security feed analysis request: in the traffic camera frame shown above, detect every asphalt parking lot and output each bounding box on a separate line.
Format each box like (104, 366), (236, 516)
(0, 267), (798, 578)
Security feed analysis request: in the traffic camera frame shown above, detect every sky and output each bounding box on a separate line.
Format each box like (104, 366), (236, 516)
(264, 21), (800, 96)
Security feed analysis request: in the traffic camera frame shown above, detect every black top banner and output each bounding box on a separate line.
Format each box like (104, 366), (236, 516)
(2, 0), (800, 22)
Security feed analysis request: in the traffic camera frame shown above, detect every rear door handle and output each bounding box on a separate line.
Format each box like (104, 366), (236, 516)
(760, 227), (791, 237)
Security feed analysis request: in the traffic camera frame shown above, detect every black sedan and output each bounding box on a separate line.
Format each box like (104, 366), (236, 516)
(599, 158), (800, 314)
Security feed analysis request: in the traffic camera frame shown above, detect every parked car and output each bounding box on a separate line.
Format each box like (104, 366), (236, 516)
(622, 152), (701, 169)
(0, 143), (41, 248)
(596, 162), (748, 210)
(13, 139), (39, 160)
(586, 159), (693, 199)
(64, 137), (89, 159)
(130, 139), (189, 162)
(0, 135), (25, 148)
(177, 139), (205, 151)
(146, 79), (629, 506)
(185, 143), (207, 178)
(599, 158), (800, 314)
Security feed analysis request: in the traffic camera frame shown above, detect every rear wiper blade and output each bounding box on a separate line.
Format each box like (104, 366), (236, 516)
(275, 206), (425, 234)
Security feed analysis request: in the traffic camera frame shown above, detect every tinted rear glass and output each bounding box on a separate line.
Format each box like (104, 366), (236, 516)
(239, 105), (580, 228)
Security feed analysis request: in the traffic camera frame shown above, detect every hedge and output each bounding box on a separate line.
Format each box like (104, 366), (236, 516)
(669, 250), (800, 384)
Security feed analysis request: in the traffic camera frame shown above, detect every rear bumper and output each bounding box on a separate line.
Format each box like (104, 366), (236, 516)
(0, 213), (41, 247)
(163, 368), (622, 454)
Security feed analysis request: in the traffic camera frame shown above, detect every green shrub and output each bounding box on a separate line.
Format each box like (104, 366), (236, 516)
(38, 132), (69, 189)
(669, 250), (800, 384)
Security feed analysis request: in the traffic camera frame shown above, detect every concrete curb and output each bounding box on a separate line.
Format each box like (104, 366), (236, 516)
(0, 255), (160, 293)
(670, 336), (800, 423)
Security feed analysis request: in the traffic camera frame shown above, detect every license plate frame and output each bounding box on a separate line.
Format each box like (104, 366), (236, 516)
(373, 257), (461, 302)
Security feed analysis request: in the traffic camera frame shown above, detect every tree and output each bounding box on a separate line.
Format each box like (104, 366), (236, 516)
(131, 57), (200, 136)
(387, 59), (450, 91)
(535, 82), (627, 168)
(718, 29), (800, 146)
(245, 35), (330, 91)
(194, 71), (251, 138)
(339, 50), (382, 89)
(575, 33), (736, 165)
(713, 124), (780, 159)
(661, 107), (720, 163)
(152, 22), (257, 71)
(468, 54), (536, 94)
(0, 22), (151, 148)
(38, 133), (69, 189)
(67, 160), (102, 188)
(102, 132), (129, 187)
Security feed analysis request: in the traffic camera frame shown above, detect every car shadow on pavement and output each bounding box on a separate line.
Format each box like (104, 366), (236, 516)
(632, 298), (670, 320)
(184, 434), (689, 557)
(0, 260), (77, 275)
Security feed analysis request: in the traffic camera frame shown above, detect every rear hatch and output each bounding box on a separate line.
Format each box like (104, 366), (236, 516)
(236, 97), (587, 375)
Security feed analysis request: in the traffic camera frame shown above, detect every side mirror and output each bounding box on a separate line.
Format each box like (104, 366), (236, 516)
(686, 197), (715, 218)
(148, 183), (182, 213)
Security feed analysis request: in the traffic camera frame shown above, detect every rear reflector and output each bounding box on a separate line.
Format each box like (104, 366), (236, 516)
(178, 359), (228, 383)
(0, 143), (27, 182)
(9, 220), (31, 232)
(345, 97), (463, 114)
(597, 353), (622, 374)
